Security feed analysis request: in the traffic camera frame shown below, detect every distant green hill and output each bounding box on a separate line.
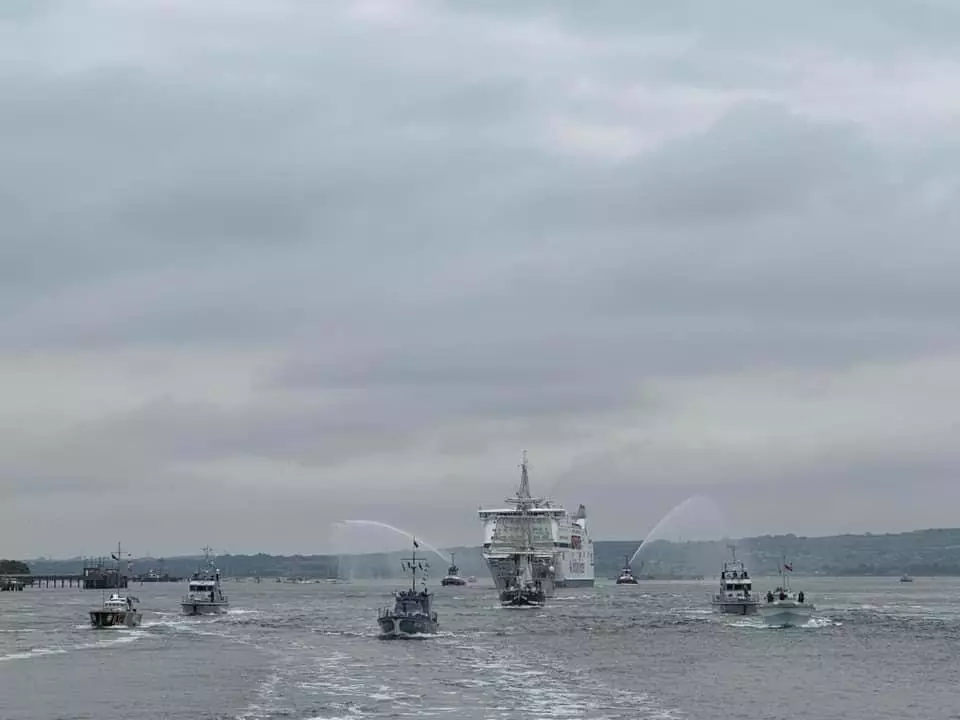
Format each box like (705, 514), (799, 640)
(0, 559), (30, 575)
(22, 528), (960, 579)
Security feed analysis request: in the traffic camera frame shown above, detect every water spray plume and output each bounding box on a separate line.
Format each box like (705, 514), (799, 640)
(629, 495), (727, 566)
(332, 519), (451, 563)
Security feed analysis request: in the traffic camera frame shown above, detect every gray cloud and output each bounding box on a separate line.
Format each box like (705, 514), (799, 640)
(2, 0), (960, 557)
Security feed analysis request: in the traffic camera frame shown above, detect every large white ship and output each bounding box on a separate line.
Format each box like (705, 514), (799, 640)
(478, 452), (595, 599)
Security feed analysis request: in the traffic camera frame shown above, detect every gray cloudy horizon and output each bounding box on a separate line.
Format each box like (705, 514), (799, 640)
(3, 0), (960, 559)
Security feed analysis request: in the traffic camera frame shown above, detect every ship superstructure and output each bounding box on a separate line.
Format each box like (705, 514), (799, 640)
(478, 451), (594, 599)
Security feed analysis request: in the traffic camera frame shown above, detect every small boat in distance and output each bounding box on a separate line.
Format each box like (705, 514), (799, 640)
(615, 556), (638, 585)
(440, 552), (467, 586)
(710, 545), (758, 615)
(181, 547), (229, 616)
(759, 559), (814, 627)
(900, 573), (914, 583)
(378, 539), (439, 639)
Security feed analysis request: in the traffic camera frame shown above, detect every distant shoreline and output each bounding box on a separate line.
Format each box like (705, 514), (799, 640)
(13, 527), (960, 580)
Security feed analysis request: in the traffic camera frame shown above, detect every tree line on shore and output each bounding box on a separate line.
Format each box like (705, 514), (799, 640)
(19, 528), (960, 579)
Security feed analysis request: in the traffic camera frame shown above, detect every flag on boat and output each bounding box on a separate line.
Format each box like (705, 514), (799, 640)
(784, 563), (793, 572)
(413, 539), (420, 548)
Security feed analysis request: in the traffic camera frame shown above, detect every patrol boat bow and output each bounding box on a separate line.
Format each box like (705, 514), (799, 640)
(89, 543), (142, 628)
(759, 559), (814, 627)
(710, 545), (758, 615)
(181, 547), (229, 615)
(377, 539), (439, 639)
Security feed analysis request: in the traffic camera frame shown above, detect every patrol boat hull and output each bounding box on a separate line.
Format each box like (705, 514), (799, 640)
(758, 602), (814, 627)
(181, 600), (229, 616)
(377, 614), (438, 638)
(90, 609), (142, 628)
(711, 600), (759, 615)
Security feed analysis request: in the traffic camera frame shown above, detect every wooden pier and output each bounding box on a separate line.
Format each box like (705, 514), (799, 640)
(2, 561), (130, 589)
(1, 574), (86, 588)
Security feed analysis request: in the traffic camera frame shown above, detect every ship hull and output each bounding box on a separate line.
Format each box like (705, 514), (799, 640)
(759, 603), (813, 627)
(559, 577), (596, 588)
(712, 601), (759, 615)
(378, 614), (438, 639)
(440, 576), (467, 586)
(90, 610), (142, 628)
(483, 554), (594, 591)
(499, 587), (546, 607)
(181, 601), (229, 616)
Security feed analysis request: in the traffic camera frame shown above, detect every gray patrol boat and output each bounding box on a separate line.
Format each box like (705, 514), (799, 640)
(377, 539), (439, 639)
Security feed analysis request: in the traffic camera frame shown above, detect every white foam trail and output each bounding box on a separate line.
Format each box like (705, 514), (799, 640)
(0, 647), (68, 663)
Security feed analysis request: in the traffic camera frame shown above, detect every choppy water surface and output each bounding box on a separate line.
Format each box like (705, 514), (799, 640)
(2, 577), (959, 719)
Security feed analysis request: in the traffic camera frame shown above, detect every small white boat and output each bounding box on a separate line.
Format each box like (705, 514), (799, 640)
(181, 547), (229, 616)
(759, 560), (814, 627)
(710, 545), (758, 615)
(899, 574), (914, 583)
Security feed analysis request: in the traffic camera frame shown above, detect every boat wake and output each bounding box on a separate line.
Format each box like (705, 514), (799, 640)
(1, 627), (150, 664)
(729, 615), (839, 630)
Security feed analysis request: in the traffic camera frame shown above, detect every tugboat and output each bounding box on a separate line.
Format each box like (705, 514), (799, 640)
(181, 547), (229, 615)
(377, 539), (439, 639)
(499, 554), (546, 607)
(710, 544), (759, 615)
(759, 559), (814, 627)
(615, 556), (639, 584)
(440, 553), (467, 586)
(89, 543), (142, 628)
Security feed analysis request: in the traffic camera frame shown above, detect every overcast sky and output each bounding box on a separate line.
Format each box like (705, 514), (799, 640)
(3, 0), (960, 559)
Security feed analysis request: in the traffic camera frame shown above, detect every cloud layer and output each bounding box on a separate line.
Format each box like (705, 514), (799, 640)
(3, 0), (960, 557)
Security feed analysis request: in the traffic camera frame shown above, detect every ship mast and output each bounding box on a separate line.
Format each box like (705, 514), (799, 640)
(411, 541), (417, 593)
(517, 450), (531, 501)
(402, 539), (428, 593)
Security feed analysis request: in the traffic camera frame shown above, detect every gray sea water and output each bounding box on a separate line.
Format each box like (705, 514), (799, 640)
(2, 576), (959, 720)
